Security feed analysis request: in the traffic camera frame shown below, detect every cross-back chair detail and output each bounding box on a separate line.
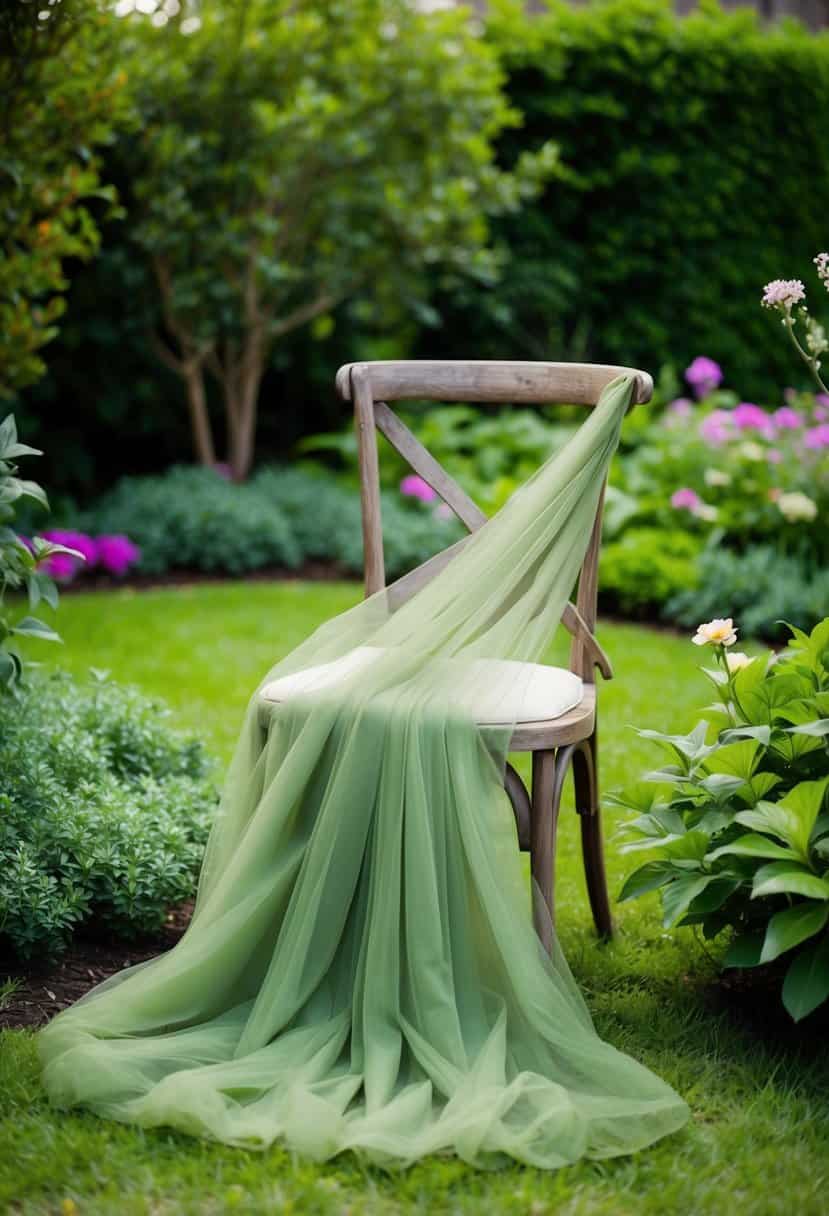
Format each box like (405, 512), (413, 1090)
(336, 359), (653, 944)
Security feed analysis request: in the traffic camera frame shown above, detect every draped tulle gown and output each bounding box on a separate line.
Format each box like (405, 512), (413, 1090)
(39, 375), (689, 1168)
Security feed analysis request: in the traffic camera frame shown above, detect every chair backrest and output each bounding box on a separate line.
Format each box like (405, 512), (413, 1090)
(336, 360), (652, 681)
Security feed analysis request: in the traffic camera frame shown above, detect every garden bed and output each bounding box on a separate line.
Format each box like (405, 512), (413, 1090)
(0, 902), (193, 1032)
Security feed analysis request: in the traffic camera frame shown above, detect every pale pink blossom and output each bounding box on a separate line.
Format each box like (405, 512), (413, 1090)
(671, 488), (702, 511)
(685, 357), (723, 399)
(761, 279), (806, 309)
(732, 402), (774, 435)
(804, 423), (829, 450)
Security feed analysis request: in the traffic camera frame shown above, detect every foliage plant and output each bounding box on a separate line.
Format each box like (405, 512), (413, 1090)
(0, 0), (126, 398)
(0, 669), (215, 960)
(117, 0), (556, 479)
(0, 415), (80, 691)
(615, 618), (829, 1022)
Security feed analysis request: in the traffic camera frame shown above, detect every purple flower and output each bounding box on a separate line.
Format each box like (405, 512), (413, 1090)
(43, 553), (79, 582)
(699, 409), (733, 446)
(773, 407), (803, 430)
(668, 397), (693, 417)
(732, 402), (774, 435)
(39, 529), (98, 582)
(685, 357), (723, 399)
(96, 534), (141, 577)
(671, 488), (702, 511)
(804, 424), (829, 450)
(766, 448), (783, 464)
(400, 474), (437, 503)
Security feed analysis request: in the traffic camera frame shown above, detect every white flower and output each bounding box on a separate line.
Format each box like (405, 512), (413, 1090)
(777, 491), (818, 522)
(704, 469), (731, 487)
(726, 651), (752, 673)
(695, 503), (718, 522)
(739, 441), (765, 462)
(692, 618), (738, 648)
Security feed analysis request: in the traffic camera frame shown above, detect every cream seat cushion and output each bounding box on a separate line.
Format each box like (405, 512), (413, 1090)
(260, 646), (583, 726)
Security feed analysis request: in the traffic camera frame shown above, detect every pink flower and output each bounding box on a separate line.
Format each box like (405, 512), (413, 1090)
(815, 252), (829, 284)
(43, 553), (79, 582)
(668, 397), (693, 417)
(685, 357), (723, 399)
(96, 535), (141, 577)
(732, 402), (774, 435)
(671, 488), (702, 511)
(761, 279), (806, 309)
(400, 474), (437, 503)
(773, 407), (803, 429)
(804, 424), (829, 450)
(814, 394), (829, 421)
(766, 448), (782, 464)
(699, 409), (733, 446)
(39, 529), (98, 583)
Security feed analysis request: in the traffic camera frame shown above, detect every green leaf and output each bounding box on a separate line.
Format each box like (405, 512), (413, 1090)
(760, 902), (829, 964)
(684, 875), (742, 916)
(10, 616), (61, 642)
(618, 861), (674, 903)
(787, 719), (829, 738)
(719, 725), (772, 747)
(782, 935), (829, 1021)
(661, 873), (718, 927)
(724, 931), (765, 968)
(751, 862), (829, 902)
(706, 833), (797, 863)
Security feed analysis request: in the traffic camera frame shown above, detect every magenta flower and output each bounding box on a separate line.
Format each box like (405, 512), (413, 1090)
(685, 357), (723, 399)
(38, 529), (97, 582)
(804, 424), (829, 450)
(773, 407), (802, 430)
(42, 553), (79, 582)
(671, 488), (702, 511)
(96, 534), (141, 577)
(699, 409), (733, 446)
(400, 474), (437, 503)
(732, 402), (774, 435)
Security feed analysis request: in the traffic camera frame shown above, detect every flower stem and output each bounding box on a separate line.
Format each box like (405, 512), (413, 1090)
(784, 312), (829, 394)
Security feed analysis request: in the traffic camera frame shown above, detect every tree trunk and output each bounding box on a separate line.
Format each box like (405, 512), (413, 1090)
(183, 359), (216, 467)
(226, 342), (264, 481)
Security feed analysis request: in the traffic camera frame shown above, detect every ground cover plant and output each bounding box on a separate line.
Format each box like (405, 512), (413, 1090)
(2, 584), (828, 1214)
(617, 617), (829, 1022)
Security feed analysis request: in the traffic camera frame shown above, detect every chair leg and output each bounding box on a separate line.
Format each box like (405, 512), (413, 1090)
(573, 729), (614, 939)
(530, 748), (566, 953)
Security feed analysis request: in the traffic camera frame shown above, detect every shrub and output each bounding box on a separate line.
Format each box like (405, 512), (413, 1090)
(76, 464), (464, 582)
(0, 670), (216, 959)
(80, 466), (301, 576)
(599, 526), (701, 617)
(667, 546), (829, 642)
(614, 619), (829, 1022)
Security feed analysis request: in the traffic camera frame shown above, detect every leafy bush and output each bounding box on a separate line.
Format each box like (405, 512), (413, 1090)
(80, 466), (301, 576)
(0, 670), (216, 959)
(667, 546), (829, 642)
(599, 527), (701, 617)
(78, 464), (464, 582)
(614, 619), (829, 1022)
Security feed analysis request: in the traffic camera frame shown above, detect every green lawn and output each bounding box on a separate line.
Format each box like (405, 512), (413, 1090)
(3, 583), (827, 1215)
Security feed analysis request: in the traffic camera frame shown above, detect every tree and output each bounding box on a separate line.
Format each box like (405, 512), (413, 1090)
(123, 0), (556, 479)
(0, 1), (127, 399)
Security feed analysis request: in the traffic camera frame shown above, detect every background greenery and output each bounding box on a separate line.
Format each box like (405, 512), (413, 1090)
(12, 0), (829, 499)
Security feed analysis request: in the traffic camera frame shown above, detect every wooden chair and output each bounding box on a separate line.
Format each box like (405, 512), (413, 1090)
(335, 360), (653, 947)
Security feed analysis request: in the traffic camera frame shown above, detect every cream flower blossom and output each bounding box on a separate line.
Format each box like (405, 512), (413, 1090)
(777, 491), (818, 522)
(692, 618), (738, 647)
(726, 651), (752, 673)
(704, 468), (731, 487)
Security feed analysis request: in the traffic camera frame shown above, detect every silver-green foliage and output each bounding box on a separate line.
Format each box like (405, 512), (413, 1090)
(0, 670), (216, 959)
(615, 619), (829, 1021)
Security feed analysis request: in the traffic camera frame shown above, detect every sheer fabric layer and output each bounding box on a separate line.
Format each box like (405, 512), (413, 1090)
(39, 375), (689, 1168)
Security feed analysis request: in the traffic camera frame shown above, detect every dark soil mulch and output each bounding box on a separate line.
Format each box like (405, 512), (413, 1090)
(0, 902), (194, 1032)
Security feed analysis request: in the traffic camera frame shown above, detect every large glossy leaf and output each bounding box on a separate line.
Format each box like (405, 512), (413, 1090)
(760, 902), (829, 964)
(618, 861), (674, 903)
(706, 833), (797, 863)
(661, 873), (718, 928)
(724, 931), (765, 968)
(782, 935), (829, 1021)
(751, 862), (829, 902)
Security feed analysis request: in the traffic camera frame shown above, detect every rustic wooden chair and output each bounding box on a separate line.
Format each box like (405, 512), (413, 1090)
(335, 360), (653, 948)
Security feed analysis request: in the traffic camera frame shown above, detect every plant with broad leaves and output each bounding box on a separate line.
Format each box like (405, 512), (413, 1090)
(0, 415), (81, 691)
(614, 617), (829, 1022)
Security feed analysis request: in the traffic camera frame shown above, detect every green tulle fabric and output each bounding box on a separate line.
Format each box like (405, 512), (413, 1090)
(39, 374), (688, 1168)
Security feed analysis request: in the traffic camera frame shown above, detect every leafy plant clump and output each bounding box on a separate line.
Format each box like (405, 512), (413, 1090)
(0, 670), (216, 959)
(614, 618), (829, 1022)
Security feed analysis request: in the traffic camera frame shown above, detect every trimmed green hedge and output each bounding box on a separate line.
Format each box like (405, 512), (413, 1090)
(426, 0), (829, 401)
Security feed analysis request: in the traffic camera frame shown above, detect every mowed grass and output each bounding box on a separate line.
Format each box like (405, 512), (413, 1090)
(3, 582), (828, 1216)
